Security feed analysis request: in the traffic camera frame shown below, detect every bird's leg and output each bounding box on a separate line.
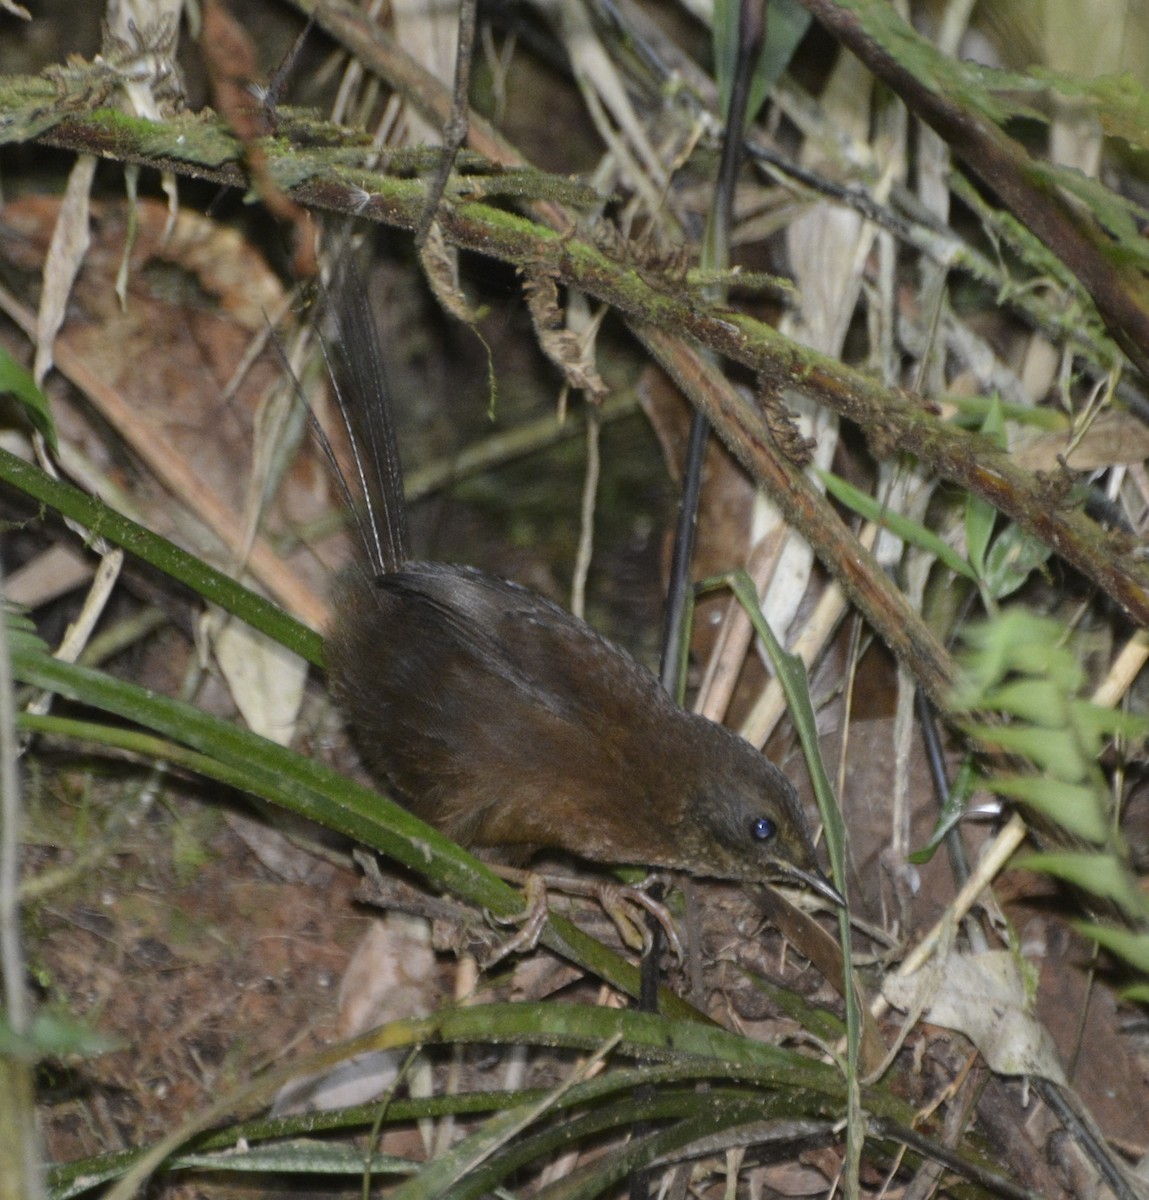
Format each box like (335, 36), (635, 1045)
(481, 871), (551, 968)
(488, 866), (683, 962)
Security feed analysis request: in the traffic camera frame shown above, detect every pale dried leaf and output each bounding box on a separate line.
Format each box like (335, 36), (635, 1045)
(54, 547), (123, 666)
(34, 155), (97, 386)
(214, 616), (307, 746)
(338, 914), (437, 1036)
(273, 914), (437, 1114)
(391, 0), (458, 141)
(523, 272), (609, 402)
(1012, 409), (1149, 471)
(760, 54), (877, 641)
(752, 1160), (835, 1195)
(419, 220), (481, 324)
(542, 0), (665, 189)
(883, 949), (1067, 1084)
(224, 810), (324, 883)
(2, 544), (92, 608)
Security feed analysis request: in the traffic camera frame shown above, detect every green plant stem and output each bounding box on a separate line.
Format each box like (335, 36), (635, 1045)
(701, 569), (863, 1199)
(0, 566), (46, 1200)
(0, 449), (322, 667)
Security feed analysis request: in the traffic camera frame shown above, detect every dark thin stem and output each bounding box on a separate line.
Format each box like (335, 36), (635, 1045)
(660, 0), (761, 694)
(716, 0), (763, 230)
(415, 0), (477, 246)
(262, 13), (316, 132)
(868, 1115), (1041, 1200)
(915, 687), (970, 888)
(1029, 1077), (1141, 1200)
(639, 15), (766, 1197)
(658, 412), (709, 696)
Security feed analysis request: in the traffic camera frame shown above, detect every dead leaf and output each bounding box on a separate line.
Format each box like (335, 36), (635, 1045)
(1012, 409), (1149, 471)
(523, 271), (608, 402)
(419, 220), (482, 323)
(883, 949), (1067, 1084)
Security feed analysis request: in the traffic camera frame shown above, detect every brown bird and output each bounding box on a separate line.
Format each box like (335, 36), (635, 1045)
(320, 279), (840, 904)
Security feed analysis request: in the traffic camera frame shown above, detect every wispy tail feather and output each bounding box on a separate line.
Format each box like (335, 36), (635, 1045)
(274, 263), (410, 578)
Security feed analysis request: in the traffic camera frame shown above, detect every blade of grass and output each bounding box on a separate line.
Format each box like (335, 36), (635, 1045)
(389, 1037), (621, 1200)
(96, 999), (870, 1200)
(0, 349), (57, 452)
(0, 447), (322, 665)
(47, 1059), (851, 1200)
(699, 569), (863, 1198)
(458, 1090), (828, 1200)
(816, 466), (976, 582)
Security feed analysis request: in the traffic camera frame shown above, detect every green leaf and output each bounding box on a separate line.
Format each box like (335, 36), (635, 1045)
(0, 447), (322, 666)
(520, 1097), (783, 1200)
(980, 393), (1006, 448)
(0, 346), (57, 452)
(962, 722), (1089, 783)
(816, 467), (976, 580)
(1019, 852), (1148, 919)
(3, 601), (49, 657)
(1069, 699), (1149, 746)
(1031, 159), (1149, 272)
(713, 0), (740, 121)
(708, 571), (847, 900)
(981, 522), (1052, 601)
(943, 393), (1064, 430)
(713, 0), (808, 129)
(909, 756), (977, 864)
(1027, 69), (1149, 149)
(740, 968), (846, 1043)
(750, 0), (811, 124)
(965, 492), (995, 583)
(390, 1087), (572, 1200)
(177, 1142), (412, 1177)
(954, 613), (1084, 701)
(965, 397), (1005, 579)
(987, 775), (1108, 844)
(979, 678), (1068, 727)
(0, 1011), (119, 1060)
(1074, 924), (1149, 974)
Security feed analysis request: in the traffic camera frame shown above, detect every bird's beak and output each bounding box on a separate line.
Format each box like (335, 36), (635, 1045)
(783, 864), (846, 908)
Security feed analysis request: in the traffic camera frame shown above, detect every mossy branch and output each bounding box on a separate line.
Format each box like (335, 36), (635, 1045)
(4, 42), (1149, 695)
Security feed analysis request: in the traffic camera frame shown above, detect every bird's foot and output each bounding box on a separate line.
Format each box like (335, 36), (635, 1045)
(486, 866), (682, 963)
(482, 872), (550, 967)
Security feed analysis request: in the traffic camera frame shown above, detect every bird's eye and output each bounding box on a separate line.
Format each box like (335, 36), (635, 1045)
(750, 816), (776, 842)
